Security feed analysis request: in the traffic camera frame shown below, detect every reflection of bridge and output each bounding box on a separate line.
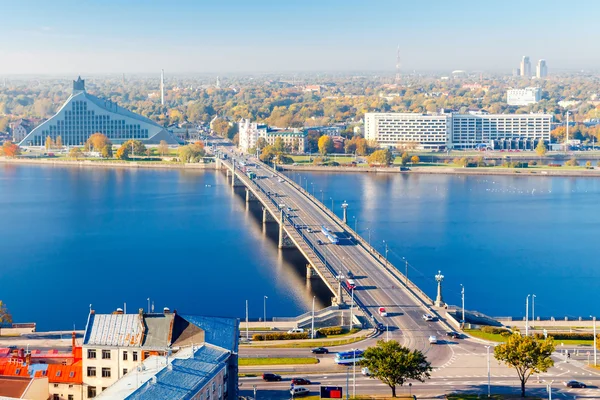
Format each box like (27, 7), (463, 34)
(216, 150), (452, 357)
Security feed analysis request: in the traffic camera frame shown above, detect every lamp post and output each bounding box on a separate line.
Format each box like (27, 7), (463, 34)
(532, 294), (536, 331)
(485, 345), (491, 398)
(353, 216), (357, 232)
(593, 316), (597, 366)
(525, 294), (530, 336)
(352, 349), (357, 398)
(402, 257), (408, 285)
(461, 284), (465, 324)
(320, 190), (324, 204)
(311, 296), (315, 339)
(383, 240), (389, 267)
(330, 197), (334, 212)
(311, 182), (314, 197)
(544, 379), (554, 400)
(366, 228), (371, 246)
(349, 288), (354, 331)
(263, 296), (268, 329)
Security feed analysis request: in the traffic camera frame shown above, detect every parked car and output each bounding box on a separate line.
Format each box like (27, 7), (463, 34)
(311, 347), (329, 354)
(290, 387), (310, 397)
(428, 335), (438, 344)
(262, 373), (282, 381)
(378, 307), (388, 317)
(564, 380), (587, 388)
(291, 378), (312, 385)
(446, 331), (461, 339)
(422, 314), (434, 321)
(361, 367), (370, 376)
(287, 328), (305, 334)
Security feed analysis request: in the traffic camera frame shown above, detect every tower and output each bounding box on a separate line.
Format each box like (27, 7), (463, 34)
(395, 45), (401, 84)
(216, 76), (221, 89)
(520, 56), (531, 77)
(160, 69), (165, 106)
(536, 59), (547, 78)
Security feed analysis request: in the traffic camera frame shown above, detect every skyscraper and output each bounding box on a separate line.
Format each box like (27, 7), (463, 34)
(536, 59), (548, 78)
(520, 56), (531, 77)
(160, 69), (165, 106)
(395, 45), (401, 84)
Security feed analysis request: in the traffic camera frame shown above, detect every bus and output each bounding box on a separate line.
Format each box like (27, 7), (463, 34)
(334, 350), (364, 365)
(320, 225), (339, 244)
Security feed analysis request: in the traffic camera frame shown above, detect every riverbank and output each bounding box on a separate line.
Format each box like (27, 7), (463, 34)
(0, 156), (216, 170)
(280, 164), (600, 177)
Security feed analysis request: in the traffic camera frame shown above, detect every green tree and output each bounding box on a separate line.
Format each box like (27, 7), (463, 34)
(400, 152), (411, 166)
(177, 143), (206, 163)
(565, 158), (579, 167)
(355, 137), (368, 156)
(368, 149), (394, 166)
(535, 139), (547, 157)
(0, 301), (12, 336)
(256, 137), (268, 151)
(318, 135), (333, 155)
(101, 145), (113, 158)
(273, 137), (285, 152)
(494, 333), (555, 397)
(259, 145), (277, 163)
(68, 147), (83, 160)
(116, 140), (146, 160)
(158, 140), (169, 157)
(360, 340), (432, 398)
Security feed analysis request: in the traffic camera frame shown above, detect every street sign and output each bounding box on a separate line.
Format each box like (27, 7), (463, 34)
(320, 386), (343, 399)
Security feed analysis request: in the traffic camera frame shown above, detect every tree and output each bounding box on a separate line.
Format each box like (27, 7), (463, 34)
(535, 139), (547, 157)
(101, 145), (113, 158)
(256, 137), (268, 151)
(355, 137), (368, 156)
(1, 141), (21, 158)
(55, 136), (63, 149)
(158, 140), (169, 156)
(87, 133), (111, 152)
(116, 140), (146, 160)
(360, 340), (432, 397)
(368, 149), (394, 166)
(68, 147), (83, 160)
(0, 301), (12, 336)
(45, 136), (54, 150)
(565, 158), (579, 167)
(410, 155), (420, 164)
(259, 145), (277, 163)
(177, 143), (205, 163)
(318, 135), (333, 155)
(273, 137), (285, 152)
(400, 152), (411, 166)
(494, 333), (555, 397)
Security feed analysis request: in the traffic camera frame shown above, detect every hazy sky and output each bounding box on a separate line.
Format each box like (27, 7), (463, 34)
(1, 0), (599, 74)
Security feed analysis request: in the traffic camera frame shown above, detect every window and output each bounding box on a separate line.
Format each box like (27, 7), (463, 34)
(123, 368), (128, 375)
(87, 349), (97, 359)
(53, 383), (59, 388)
(102, 368), (111, 378)
(69, 372), (75, 378)
(87, 386), (97, 398)
(218, 385), (222, 398)
(212, 382), (216, 392)
(122, 351), (128, 361)
(53, 395), (59, 400)
(102, 350), (111, 360)
(68, 396), (74, 400)
(87, 366), (96, 377)
(56, 371), (61, 377)
(133, 351), (138, 361)
(69, 385), (73, 389)
(15, 368), (20, 374)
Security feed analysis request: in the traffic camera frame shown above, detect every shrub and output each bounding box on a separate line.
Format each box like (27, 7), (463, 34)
(481, 326), (510, 335)
(500, 331), (512, 337)
(317, 326), (345, 336)
(252, 332), (309, 341)
(533, 332), (599, 341)
(530, 160), (537, 166)
(565, 158), (579, 167)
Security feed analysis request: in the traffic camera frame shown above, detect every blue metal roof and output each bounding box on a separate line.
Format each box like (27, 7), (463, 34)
(180, 315), (239, 352)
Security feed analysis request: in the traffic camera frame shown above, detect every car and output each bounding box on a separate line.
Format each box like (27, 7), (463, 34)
(279, 178), (285, 183)
(317, 239), (323, 245)
(291, 378), (312, 385)
(306, 227), (312, 233)
(345, 279), (357, 290)
(346, 270), (354, 278)
(428, 335), (438, 344)
(422, 314), (434, 321)
(378, 307), (388, 317)
(262, 373), (282, 381)
(361, 367), (370, 376)
(311, 347), (329, 354)
(287, 207), (292, 211)
(290, 387), (310, 397)
(446, 331), (461, 339)
(287, 328), (304, 334)
(563, 380), (587, 388)
(376, 322), (385, 331)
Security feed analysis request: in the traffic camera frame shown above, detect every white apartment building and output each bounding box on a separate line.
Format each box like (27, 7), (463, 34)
(520, 56), (532, 77)
(238, 119), (307, 153)
(507, 87), (542, 106)
(364, 112), (552, 150)
(364, 113), (450, 150)
(536, 59), (548, 78)
(450, 113), (552, 149)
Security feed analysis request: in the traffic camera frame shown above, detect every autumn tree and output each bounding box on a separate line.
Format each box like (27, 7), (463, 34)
(410, 155), (420, 164)
(68, 147), (83, 160)
(318, 135), (333, 155)
(494, 333), (555, 397)
(400, 152), (411, 166)
(273, 137), (285, 152)
(158, 140), (169, 156)
(360, 340), (432, 398)
(535, 139), (547, 157)
(177, 142), (206, 163)
(86, 133), (111, 152)
(1, 141), (21, 158)
(45, 136), (54, 150)
(368, 149), (394, 166)
(55, 136), (63, 149)
(116, 140), (146, 160)
(101, 145), (113, 158)
(256, 137), (268, 151)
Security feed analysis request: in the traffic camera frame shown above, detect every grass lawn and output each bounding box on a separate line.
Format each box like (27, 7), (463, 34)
(465, 329), (594, 346)
(238, 357), (318, 366)
(447, 395), (542, 400)
(248, 334), (368, 349)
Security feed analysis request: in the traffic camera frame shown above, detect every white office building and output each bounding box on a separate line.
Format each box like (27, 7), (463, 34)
(364, 112), (552, 150)
(520, 56), (532, 77)
(238, 119), (307, 153)
(364, 113), (449, 150)
(507, 87), (542, 106)
(536, 59), (548, 78)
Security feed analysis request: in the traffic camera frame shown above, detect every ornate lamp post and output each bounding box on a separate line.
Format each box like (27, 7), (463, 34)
(435, 270), (445, 307)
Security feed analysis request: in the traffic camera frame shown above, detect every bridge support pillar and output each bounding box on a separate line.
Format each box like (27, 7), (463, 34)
(262, 207), (275, 224)
(245, 188), (258, 203)
(306, 264), (317, 279)
(278, 209), (294, 249)
(226, 169), (231, 179)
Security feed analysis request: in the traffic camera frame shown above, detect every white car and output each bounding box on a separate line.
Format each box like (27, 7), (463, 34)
(422, 314), (434, 321)
(287, 328), (304, 334)
(378, 307), (388, 317)
(290, 387), (310, 397)
(361, 367), (370, 376)
(428, 335), (438, 344)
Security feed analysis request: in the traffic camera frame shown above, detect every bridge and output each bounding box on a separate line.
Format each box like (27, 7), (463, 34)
(215, 149), (453, 359)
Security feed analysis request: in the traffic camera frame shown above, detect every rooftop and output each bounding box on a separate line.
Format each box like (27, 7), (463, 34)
(0, 376), (34, 398)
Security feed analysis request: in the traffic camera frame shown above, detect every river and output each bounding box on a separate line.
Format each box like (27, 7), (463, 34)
(0, 164), (597, 330)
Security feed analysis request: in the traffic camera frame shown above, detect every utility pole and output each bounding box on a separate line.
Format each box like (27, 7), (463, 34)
(593, 316), (597, 366)
(532, 294), (536, 330)
(461, 284), (465, 324)
(525, 294), (530, 336)
(263, 296), (268, 329)
(311, 296), (315, 339)
(486, 345), (491, 398)
(245, 300), (249, 341)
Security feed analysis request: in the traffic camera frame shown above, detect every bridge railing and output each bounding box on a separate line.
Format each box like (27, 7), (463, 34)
(278, 165), (435, 307)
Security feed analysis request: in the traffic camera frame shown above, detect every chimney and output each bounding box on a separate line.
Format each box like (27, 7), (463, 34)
(163, 307), (171, 314)
(113, 308), (124, 315)
(72, 332), (76, 351)
(139, 308), (144, 317)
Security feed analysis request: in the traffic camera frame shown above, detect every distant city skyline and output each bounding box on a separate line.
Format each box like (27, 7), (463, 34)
(1, 0), (599, 74)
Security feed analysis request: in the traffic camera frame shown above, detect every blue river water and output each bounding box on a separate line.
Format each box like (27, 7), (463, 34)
(0, 164), (598, 330)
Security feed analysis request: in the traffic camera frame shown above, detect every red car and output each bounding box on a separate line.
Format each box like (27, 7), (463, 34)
(291, 378), (312, 385)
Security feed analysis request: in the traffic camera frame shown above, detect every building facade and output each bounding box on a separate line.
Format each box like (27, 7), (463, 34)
(238, 119), (268, 153)
(520, 56), (532, 77)
(19, 77), (180, 147)
(10, 119), (35, 142)
(364, 112), (552, 150)
(364, 113), (450, 150)
(238, 119), (306, 153)
(507, 87), (542, 106)
(536, 59), (548, 78)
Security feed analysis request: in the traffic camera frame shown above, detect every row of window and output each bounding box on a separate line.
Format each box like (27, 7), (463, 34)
(87, 349), (139, 361)
(86, 366), (112, 378)
(52, 395), (74, 400)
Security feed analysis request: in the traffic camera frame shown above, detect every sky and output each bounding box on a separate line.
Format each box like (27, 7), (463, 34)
(0, 0), (599, 75)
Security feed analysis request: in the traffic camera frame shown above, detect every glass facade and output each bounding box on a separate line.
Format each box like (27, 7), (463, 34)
(28, 100), (149, 146)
